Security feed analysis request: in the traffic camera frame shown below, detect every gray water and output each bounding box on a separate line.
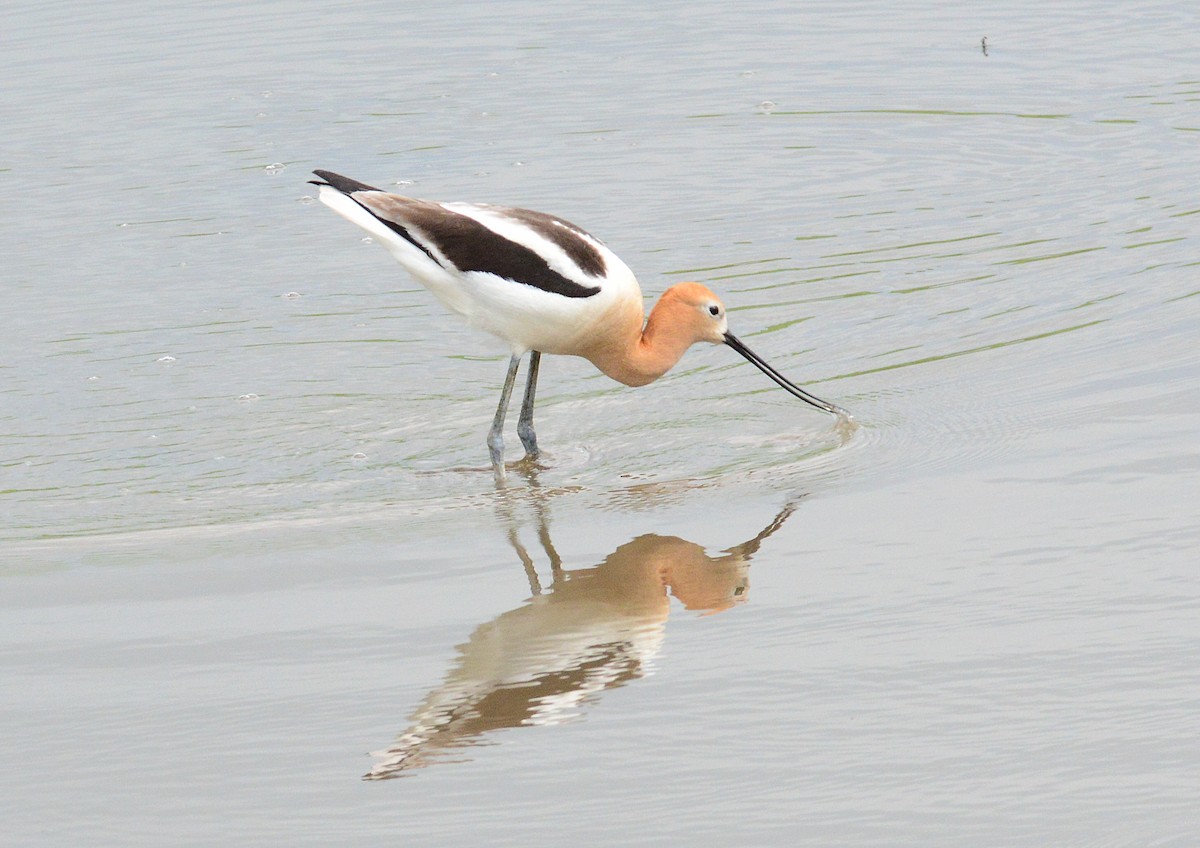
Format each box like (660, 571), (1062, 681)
(3, 1), (1198, 845)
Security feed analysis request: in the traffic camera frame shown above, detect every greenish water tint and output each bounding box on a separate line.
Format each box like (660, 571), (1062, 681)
(830, 320), (1109, 381)
(767, 108), (1072, 119)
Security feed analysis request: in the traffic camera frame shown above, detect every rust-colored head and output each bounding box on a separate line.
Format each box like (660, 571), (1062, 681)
(655, 282), (729, 345)
(658, 283), (846, 416)
(595, 280), (846, 418)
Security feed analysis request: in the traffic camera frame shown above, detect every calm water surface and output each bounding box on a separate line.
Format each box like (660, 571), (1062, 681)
(3, 1), (1198, 845)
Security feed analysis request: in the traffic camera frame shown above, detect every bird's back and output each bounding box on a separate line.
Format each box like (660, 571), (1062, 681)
(313, 170), (644, 355)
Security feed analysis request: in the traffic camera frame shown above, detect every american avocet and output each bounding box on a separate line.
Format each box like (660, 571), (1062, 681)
(310, 170), (847, 469)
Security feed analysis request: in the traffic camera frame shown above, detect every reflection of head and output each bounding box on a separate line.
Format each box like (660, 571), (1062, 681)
(653, 537), (751, 613)
(589, 534), (750, 616)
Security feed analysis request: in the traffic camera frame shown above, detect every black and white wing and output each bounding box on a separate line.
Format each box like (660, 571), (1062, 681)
(311, 170), (607, 299)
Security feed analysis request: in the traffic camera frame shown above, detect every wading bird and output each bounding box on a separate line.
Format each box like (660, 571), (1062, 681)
(310, 170), (846, 470)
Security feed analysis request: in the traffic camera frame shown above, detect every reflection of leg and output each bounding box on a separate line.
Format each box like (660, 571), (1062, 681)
(537, 518), (564, 579)
(518, 454), (563, 580)
(510, 528), (544, 596)
(488, 355), (522, 473)
(491, 441), (562, 594)
(517, 351), (541, 458)
(492, 463), (544, 595)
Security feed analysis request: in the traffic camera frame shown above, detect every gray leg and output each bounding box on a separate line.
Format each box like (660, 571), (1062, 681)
(517, 350), (541, 458)
(488, 355), (522, 470)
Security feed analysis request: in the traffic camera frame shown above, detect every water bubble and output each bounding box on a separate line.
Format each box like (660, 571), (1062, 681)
(512, 161), (525, 167)
(740, 70), (757, 77)
(87, 375), (99, 382)
(264, 162), (285, 174)
(298, 195), (315, 204)
(157, 355), (176, 363)
(237, 393), (260, 402)
(261, 91), (273, 99)
(351, 452), (368, 462)
(757, 100), (777, 113)
(394, 179), (415, 187)
(360, 236), (374, 244)
(282, 291), (302, 299)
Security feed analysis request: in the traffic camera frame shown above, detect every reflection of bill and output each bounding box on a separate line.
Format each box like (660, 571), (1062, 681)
(365, 503), (796, 779)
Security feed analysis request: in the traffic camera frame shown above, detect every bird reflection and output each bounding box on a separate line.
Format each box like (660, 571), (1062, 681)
(364, 493), (797, 779)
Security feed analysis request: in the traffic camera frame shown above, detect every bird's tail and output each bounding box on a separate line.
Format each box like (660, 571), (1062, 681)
(308, 169), (382, 194)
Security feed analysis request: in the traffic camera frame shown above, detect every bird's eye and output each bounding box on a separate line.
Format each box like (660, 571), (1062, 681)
(708, 304), (720, 316)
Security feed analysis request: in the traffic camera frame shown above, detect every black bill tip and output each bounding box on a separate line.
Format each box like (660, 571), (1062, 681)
(724, 332), (848, 417)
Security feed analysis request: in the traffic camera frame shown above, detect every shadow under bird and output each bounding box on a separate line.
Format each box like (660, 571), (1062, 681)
(310, 170), (848, 470)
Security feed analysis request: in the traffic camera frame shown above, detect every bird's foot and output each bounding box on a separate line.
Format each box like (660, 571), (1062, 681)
(516, 422), (539, 459)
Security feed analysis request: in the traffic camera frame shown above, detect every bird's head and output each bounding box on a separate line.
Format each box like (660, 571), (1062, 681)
(660, 282), (849, 417)
(659, 282), (729, 345)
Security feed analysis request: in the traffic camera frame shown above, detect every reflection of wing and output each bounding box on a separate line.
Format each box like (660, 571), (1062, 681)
(365, 605), (664, 779)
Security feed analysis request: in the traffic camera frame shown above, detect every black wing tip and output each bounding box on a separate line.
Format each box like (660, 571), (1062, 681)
(309, 170), (383, 194)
